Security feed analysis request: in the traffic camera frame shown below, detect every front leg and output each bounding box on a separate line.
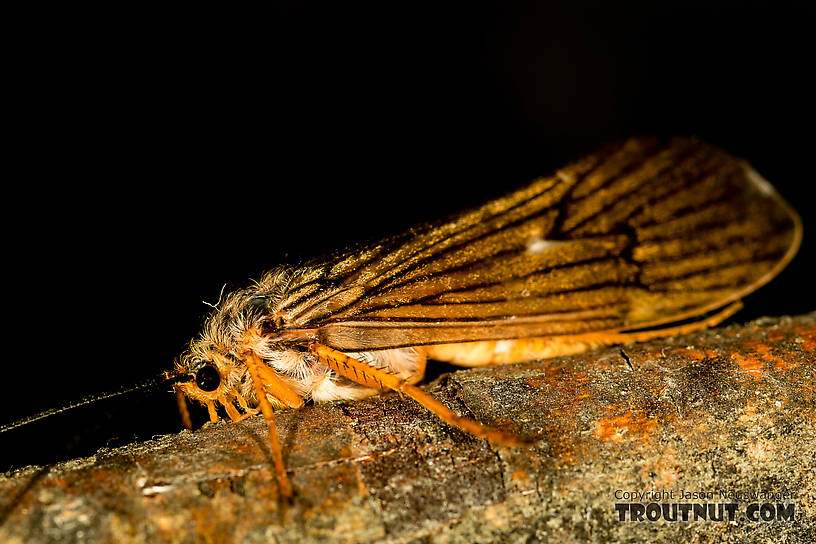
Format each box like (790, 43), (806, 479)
(244, 351), (294, 501)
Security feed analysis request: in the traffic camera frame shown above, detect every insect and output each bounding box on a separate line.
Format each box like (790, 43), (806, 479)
(3, 137), (802, 501)
(168, 136), (801, 499)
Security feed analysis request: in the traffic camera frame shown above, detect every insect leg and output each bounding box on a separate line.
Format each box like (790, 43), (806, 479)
(244, 351), (294, 501)
(220, 392), (259, 422)
(308, 343), (531, 447)
(232, 391), (259, 416)
(205, 400), (219, 423)
(253, 362), (305, 409)
(222, 399), (243, 421)
(174, 386), (193, 430)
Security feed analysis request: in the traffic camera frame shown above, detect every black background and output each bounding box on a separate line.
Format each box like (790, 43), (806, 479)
(2, 2), (813, 471)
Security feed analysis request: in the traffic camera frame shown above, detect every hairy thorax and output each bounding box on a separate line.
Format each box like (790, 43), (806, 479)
(176, 275), (426, 413)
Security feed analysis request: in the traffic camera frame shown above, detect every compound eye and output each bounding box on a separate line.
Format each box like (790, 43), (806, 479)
(195, 364), (221, 392)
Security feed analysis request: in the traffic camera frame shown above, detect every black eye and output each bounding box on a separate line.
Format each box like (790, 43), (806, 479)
(195, 364), (221, 392)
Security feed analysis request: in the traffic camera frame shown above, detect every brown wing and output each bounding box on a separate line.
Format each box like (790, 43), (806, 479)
(272, 137), (801, 351)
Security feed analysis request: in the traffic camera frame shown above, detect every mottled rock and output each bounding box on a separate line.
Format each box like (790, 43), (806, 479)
(2, 313), (814, 543)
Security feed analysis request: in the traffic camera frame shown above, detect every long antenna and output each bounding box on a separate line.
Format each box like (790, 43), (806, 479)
(0, 371), (193, 433)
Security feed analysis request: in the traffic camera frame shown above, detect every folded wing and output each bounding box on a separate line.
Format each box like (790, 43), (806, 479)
(273, 137), (801, 351)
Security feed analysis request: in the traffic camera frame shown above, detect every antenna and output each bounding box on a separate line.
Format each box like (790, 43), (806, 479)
(0, 371), (193, 433)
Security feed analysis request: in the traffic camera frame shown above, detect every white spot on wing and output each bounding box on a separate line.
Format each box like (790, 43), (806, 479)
(526, 236), (562, 255)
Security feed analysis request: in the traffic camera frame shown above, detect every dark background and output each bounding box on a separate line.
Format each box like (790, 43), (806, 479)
(2, 2), (813, 471)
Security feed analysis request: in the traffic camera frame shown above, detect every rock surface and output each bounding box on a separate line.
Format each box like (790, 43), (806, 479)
(1, 313), (814, 543)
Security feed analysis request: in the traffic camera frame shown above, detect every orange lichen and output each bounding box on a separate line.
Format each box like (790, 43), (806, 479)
(741, 340), (802, 373)
(795, 325), (816, 351)
(594, 410), (658, 444)
(731, 354), (765, 380)
(672, 347), (708, 361)
(764, 328), (787, 342)
(754, 344), (794, 371)
(511, 470), (530, 482)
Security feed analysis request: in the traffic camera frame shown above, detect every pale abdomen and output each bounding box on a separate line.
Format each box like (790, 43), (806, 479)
(423, 337), (601, 366)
